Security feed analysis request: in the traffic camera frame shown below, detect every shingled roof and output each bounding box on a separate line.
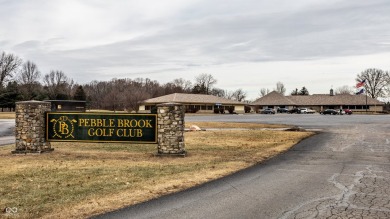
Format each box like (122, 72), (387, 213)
(251, 91), (296, 106)
(142, 93), (246, 105)
(252, 91), (384, 106)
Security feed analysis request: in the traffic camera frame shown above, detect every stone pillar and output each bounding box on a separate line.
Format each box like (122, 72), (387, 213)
(13, 101), (53, 154)
(157, 103), (186, 156)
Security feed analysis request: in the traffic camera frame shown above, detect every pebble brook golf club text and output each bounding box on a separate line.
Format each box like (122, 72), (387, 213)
(79, 118), (154, 137)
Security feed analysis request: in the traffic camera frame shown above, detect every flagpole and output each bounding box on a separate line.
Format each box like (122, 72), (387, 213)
(356, 79), (367, 113)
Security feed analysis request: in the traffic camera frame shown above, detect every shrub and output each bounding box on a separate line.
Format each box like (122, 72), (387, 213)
(244, 106), (251, 113)
(227, 107), (235, 114)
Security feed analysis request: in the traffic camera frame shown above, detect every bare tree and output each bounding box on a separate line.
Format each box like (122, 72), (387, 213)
(103, 78), (127, 111)
(335, 85), (354, 95)
(164, 78), (192, 94)
(124, 86), (150, 112)
(84, 80), (111, 109)
(43, 70), (73, 99)
(274, 82), (286, 95)
(229, 88), (247, 102)
(0, 51), (22, 87)
(16, 61), (42, 100)
(210, 88), (226, 97)
(259, 88), (270, 97)
(356, 68), (390, 99)
(194, 73), (217, 94)
(171, 78), (192, 92)
(17, 61), (41, 84)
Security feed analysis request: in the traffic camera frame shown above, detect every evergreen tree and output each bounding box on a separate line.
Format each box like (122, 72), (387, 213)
(299, 87), (309, 95)
(0, 81), (22, 111)
(73, 85), (86, 100)
(191, 83), (207, 94)
(291, 88), (299, 96)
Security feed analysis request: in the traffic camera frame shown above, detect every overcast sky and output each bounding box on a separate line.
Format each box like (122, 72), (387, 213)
(1, 0), (390, 100)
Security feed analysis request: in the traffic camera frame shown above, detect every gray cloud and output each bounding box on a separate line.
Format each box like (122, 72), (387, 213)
(52, 0), (390, 67)
(1, 0), (390, 97)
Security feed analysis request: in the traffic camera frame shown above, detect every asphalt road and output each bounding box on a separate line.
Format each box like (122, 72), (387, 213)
(0, 119), (15, 146)
(94, 114), (390, 219)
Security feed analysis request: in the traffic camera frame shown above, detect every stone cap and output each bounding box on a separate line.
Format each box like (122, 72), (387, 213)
(16, 100), (51, 104)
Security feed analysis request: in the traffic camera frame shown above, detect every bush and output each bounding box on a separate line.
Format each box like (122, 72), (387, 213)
(244, 106), (251, 113)
(227, 107), (235, 114)
(185, 108), (199, 113)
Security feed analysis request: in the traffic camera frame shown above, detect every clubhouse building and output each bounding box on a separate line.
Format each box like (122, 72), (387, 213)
(139, 93), (246, 113)
(251, 90), (384, 112)
(139, 90), (384, 114)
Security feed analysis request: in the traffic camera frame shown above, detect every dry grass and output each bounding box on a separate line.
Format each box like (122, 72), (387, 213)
(0, 112), (15, 119)
(185, 121), (289, 129)
(0, 125), (313, 219)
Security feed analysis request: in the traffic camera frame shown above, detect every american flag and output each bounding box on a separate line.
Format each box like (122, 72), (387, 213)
(356, 79), (366, 88)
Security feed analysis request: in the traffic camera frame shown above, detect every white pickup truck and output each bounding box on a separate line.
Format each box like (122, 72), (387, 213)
(300, 108), (316, 114)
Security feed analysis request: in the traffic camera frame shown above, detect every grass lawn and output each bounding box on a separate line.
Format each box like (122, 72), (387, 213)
(0, 112), (15, 119)
(0, 122), (313, 219)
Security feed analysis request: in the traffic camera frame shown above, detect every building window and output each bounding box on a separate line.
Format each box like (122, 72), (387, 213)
(186, 105), (201, 113)
(207, 105), (213, 110)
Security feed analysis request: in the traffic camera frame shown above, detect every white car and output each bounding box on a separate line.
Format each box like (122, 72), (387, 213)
(307, 109), (316, 114)
(299, 108), (308, 114)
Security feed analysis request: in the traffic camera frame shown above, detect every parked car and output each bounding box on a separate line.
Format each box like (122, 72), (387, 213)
(288, 108), (301, 114)
(306, 109), (316, 114)
(277, 108), (289, 113)
(320, 109), (338, 115)
(261, 108), (275, 114)
(344, 109), (353, 115)
(300, 108), (308, 114)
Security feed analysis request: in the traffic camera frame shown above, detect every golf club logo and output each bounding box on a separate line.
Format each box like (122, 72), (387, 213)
(50, 116), (77, 139)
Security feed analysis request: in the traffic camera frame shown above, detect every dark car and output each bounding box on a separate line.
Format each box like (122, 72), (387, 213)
(261, 108), (275, 114)
(344, 109), (353, 115)
(320, 109), (338, 115)
(288, 108), (301, 114)
(277, 108), (289, 113)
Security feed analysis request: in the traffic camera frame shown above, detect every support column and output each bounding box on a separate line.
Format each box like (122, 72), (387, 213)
(157, 103), (186, 156)
(13, 101), (53, 154)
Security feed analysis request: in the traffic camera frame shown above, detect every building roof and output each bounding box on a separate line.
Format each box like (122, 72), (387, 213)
(141, 93), (246, 105)
(252, 91), (296, 106)
(252, 92), (384, 106)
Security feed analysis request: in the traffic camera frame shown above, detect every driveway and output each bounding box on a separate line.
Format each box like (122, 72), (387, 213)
(0, 119), (15, 146)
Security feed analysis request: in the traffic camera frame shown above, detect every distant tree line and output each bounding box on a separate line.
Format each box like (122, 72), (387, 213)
(1, 50), (389, 112)
(0, 51), (248, 112)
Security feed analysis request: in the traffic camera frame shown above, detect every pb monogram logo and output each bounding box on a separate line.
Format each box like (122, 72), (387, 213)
(50, 116), (77, 139)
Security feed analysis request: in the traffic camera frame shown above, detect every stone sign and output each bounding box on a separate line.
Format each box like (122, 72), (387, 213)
(15, 101), (185, 156)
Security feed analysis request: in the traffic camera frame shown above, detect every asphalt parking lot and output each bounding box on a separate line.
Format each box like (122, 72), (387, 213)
(0, 119), (15, 146)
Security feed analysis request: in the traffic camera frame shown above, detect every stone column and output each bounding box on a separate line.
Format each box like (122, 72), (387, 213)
(157, 103), (186, 156)
(13, 101), (53, 154)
